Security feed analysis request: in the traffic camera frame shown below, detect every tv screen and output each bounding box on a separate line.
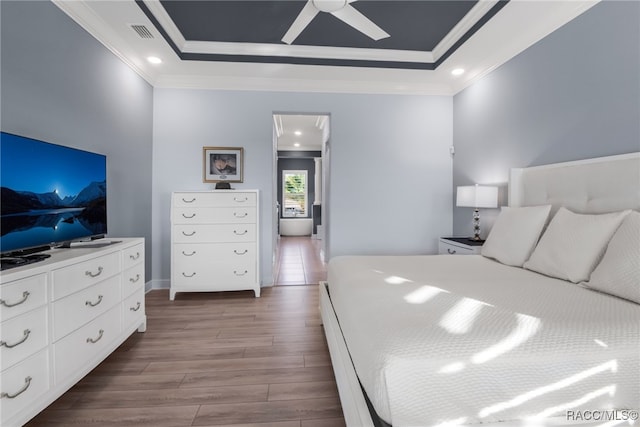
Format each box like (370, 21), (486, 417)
(1, 132), (107, 255)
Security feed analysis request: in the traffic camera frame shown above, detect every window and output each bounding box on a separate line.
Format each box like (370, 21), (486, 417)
(282, 170), (308, 217)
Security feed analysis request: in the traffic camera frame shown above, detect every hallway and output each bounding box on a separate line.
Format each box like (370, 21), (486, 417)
(275, 237), (327, 286)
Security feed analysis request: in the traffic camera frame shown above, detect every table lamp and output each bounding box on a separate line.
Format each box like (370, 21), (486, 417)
(456, 184), (498, 241)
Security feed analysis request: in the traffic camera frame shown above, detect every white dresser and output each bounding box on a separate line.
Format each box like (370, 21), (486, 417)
(0, 238), (145, 427)
(171, 190), (260, 300)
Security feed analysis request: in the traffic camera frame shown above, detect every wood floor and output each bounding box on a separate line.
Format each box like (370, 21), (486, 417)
(26, 286), (345, 427)
(275, 237), (327, 286)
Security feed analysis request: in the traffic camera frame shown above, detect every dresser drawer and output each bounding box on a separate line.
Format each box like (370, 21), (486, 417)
(122, 263), (145, 298)
(1, 306), (48, 371)
(0, 274), (47, 322)
(173, 192), (256, 208)
(173, 224), (257, 243)
(174, 243), (256, 262)
(1, 349), (50, 425)
(54, 304), (121, 383)
(173, 254), (257, 289)
(438, 239), (482, 255)
(52, 275), (121, 341)
(122, 288), (145, 331)
(122, 243), (144, 271)
(172, 207), (256, 225)
(52, 252), (120, 301)
(174, 250), (256, 279)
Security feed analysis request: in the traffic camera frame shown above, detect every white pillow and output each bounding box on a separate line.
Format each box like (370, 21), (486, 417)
(481, 205), (551, 267)
(583, 211), (640, 304)
(523, 207), (630, 283)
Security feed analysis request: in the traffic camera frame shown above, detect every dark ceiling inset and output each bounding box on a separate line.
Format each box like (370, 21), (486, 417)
(137, 0), (510, 70)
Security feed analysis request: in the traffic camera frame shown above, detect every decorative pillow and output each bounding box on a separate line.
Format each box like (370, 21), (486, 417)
(523, 207), (630, 283)
(583, 211), (640, 304)
(481, 205), (552, 267)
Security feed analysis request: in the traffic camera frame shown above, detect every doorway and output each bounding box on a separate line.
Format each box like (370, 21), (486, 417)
(272, 113), (330, 286)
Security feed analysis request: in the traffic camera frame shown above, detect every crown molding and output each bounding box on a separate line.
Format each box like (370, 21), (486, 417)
(153, 72), (453, 96)
(140, 0), (186, 50)
(52, 0), (156, 86)
(181, 40), (435, 64)
(432, 0), (500, 61)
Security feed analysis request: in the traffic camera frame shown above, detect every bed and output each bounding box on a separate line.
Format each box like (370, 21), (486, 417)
(320, 153), (640, 427)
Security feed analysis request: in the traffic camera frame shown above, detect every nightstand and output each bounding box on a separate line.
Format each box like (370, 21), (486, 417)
(439, 237), (484, 255)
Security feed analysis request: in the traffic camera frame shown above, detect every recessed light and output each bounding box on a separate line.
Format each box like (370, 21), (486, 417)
(294, 143), (300, 147)
(294, 131), (302, 136)
(451, 68), (465, 76)
(147, 56), (162, 64)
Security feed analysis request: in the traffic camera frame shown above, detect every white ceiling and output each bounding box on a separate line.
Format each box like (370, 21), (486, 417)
(274, 114), (327, 152)
(53, 0), (599, 96)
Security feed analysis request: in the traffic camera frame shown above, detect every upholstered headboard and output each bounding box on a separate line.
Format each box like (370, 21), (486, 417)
(509, 152), (640, 214)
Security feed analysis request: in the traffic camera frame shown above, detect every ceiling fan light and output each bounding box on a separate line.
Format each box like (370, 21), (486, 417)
(312, 0), (347, 13)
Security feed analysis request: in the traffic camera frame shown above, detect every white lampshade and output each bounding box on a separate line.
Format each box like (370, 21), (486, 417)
(456, 185), (498, 208)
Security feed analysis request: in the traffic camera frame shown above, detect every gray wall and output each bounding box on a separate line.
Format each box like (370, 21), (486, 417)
(452, 1), (640, 238)
(152, 89), (453, 286)
(4, 0), (636, 288)
(1, 1), (154, 278)
(277, 157), (316, 218)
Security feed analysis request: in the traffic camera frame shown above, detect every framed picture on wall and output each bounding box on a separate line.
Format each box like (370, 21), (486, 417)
(203, 146), (244, 183)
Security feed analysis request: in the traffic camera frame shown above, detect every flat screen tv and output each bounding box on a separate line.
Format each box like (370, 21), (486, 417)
(1, 132), (107, 255)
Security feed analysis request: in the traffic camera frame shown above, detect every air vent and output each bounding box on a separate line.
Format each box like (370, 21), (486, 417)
(130, 24), (154, 39)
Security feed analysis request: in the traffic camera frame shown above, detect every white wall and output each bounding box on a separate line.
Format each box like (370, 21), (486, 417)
(152, 89), (452, 286)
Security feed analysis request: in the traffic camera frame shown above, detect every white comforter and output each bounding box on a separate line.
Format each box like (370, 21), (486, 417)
(327, 255), (640, 426)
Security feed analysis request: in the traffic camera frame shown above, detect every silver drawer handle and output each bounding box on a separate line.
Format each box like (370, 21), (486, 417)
(182, 213), (196, 219)
(234, 249), (248, 255)
(182, 251), (196, 256)
(447, 248), (457, 254)
(234, 270), (248, 276)
(85, 266), (103, 278)
(86, 295), (104, 307)
(233, 212), (248, 218)
(233, 197), (248, 203)
(182, 197), (196, 203)
(130, 302), (142, 312)
(0, 329), (31, 348)
(1, 376), (32, 399)
(129, 252), (141, 261)
(86, 329), (104, 344)
(182, 272), (196, 277)
(0, 291), (30, 308)
(233, 230), (248, 235)
(129, 274), (141, 283)
(182, 231), (196, 236)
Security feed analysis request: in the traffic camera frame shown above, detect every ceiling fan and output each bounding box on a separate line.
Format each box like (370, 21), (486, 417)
(282, 0), (390, 45)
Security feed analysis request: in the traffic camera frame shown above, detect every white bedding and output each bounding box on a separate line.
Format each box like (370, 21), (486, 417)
(327, 255), (640, 427)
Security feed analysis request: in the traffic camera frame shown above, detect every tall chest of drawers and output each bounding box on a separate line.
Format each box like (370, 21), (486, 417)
(0, 238), (145, 427)
(171, 190), (260, 300)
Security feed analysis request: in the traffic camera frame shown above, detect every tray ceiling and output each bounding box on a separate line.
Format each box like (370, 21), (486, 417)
(52, 0), (600, 95)
(140, 0), (500, 69)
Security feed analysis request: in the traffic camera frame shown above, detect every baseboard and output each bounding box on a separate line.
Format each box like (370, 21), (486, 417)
(146, 279), (170, 292)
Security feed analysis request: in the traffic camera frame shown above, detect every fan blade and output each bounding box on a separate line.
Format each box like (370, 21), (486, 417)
(331, 4), (389, 40)
(282, 1), (319, 44)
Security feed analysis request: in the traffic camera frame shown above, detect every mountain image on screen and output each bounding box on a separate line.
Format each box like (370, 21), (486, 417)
(0, 132), (108, 254)
(0, 181), (107, 240)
